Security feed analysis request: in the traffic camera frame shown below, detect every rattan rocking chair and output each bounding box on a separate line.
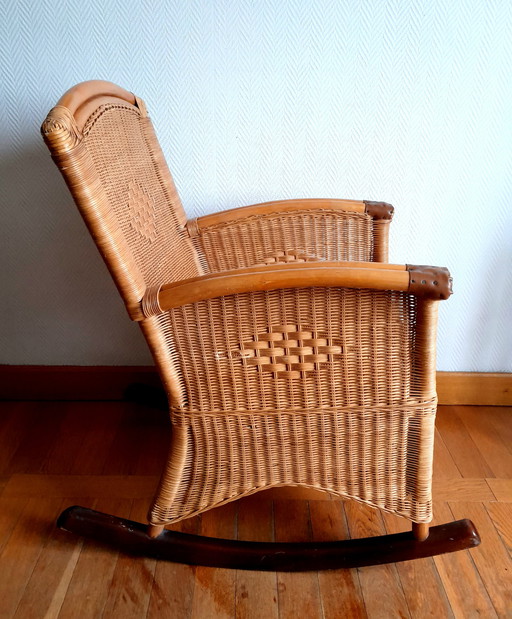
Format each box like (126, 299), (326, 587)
(41, 81), (479, 570)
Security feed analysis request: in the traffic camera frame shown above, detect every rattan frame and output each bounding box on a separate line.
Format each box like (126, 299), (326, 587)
(41, 81), (464, 557)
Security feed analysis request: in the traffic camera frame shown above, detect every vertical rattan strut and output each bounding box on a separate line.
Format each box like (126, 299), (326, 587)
(41, 81), (479, 570)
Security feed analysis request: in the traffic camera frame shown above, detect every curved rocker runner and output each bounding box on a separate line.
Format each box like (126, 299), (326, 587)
(59, 506), (479, 571)
(41, 80), (480, 570)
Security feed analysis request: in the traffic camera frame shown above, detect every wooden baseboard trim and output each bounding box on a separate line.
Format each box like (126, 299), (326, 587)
(436, 371), (511, 406)
(0, 366), (510, 406)
(0, 365), (161, 401)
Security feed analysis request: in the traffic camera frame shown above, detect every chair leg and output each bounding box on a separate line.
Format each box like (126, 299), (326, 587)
(147, 524), (164, 538)
(412, 522), (429, 542)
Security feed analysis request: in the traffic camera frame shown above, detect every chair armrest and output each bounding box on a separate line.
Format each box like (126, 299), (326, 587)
(135, 262), (451, 320)
(187, 199), (393, 232)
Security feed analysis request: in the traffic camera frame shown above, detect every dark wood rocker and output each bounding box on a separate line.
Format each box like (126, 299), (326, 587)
(59, 506), (479, 571)
(42, 81), (480, 570)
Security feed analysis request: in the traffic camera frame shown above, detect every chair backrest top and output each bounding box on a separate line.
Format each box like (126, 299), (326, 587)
(56, 80), (139, 128)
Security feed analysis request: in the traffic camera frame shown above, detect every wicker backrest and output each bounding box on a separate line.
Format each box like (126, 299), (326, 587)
(41, 81), (202, 317)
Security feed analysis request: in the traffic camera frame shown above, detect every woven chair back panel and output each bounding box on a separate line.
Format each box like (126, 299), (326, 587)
(168, 288), (422, 413)
(193, 210), (373, 271)
(83, 104), (200, 288)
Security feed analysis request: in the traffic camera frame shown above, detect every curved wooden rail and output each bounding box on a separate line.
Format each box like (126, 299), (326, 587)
(192, 198), (395, 230)
(150, 264), (409, 316)
(58, 506), (480, 571)
(55, 80), (140, 130)
(138, 262), (451, 319)
(193, 199), (367, 228)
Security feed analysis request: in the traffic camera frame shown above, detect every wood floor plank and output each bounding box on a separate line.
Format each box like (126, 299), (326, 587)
(133, 406), (169, 476)
(4, 402), (68, 475)
(2, 473), (159, 498)
(191, 502), (237, 619)
(0, 402), (34, 474)
(435, 406), (495, 478)
(235, 495), (278, 619)
(433, 427), (462, 479)
(487, 406), (512, 448)
(69, 402), (127, 475)
(102, 499), (157, 618)
(343, 501), (411, 619)
(485, 502), (512, 555)
(40, 402), (125, 475)
(102, 403), (154, 475)
(147, 515), (200, 619)
(13, 498), (84, 619)
(456, 406), (512, 478)
(432, 478), (495, 502)
(432, 502), (497, 618)
(39, 403), (90, 474)
(486, 478), (512, 502)
(0, 399), (17, 416)
(0, 496), (29, 555)
(449, 501), (512, 616)
(58, 498), (130, 619)
(381, 511), (453, 618)
(273, 499), (323, 619)
(309, 500), (367, 618)
(0, 497), (63, 618)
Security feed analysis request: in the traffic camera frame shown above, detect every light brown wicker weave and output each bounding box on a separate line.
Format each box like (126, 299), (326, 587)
(41, 81), (479, 569)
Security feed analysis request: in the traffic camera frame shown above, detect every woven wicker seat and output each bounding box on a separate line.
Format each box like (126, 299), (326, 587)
(41, 81), (479, 570)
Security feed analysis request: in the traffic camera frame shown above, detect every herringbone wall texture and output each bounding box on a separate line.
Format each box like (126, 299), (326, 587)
(1, 0), (511, 370)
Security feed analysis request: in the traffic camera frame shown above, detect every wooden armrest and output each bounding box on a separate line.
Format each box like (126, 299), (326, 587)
(187, 199), (394, 233)
(135, 262), (451, 320)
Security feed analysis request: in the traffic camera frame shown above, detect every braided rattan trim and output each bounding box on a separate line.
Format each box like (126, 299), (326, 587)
(82, 102), (141, 136)
(142, 284), (163, 318)
(199, 208), (370, 232)
(41, 106), (82, 152)
(170, 397), (438, 420)
(186, 218), (200, 238)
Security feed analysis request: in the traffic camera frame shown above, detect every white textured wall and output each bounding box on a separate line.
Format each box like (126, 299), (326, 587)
(1, 0), (511, 370)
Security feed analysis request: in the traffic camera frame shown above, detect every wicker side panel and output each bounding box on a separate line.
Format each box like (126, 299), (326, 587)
(192, 210), (374, 272)
(167, 288), (420, 411)
(83, 104), (200, 287)
(147, 288), (437, 525)
(149, 402), (436, 525)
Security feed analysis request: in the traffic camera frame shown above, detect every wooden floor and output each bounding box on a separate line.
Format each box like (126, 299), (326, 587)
(0, 401), (510, 618)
